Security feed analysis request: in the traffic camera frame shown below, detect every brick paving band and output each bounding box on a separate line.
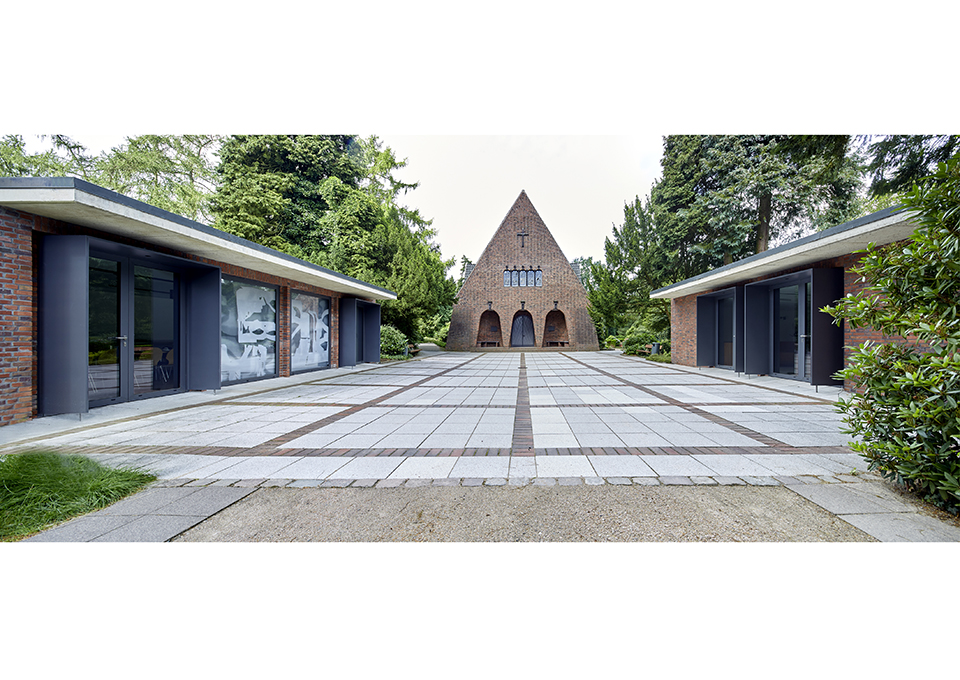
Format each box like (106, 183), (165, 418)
(511, 352), (534, 455)
(557, 352), (817, 448)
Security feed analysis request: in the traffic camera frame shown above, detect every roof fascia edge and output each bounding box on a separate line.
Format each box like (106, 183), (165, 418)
(651, 210), (916, 300)
(3, 178), (397, 300)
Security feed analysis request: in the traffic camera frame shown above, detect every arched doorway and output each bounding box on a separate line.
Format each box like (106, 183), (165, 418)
(543, 310), (569, 347)
(510, 311), (535, 347)
(476, 310), (503, 347)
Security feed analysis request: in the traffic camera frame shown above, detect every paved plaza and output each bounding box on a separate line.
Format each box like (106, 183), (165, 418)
(5, 350), (960, 542)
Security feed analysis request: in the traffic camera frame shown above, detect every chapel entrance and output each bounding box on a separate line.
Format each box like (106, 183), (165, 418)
(510, 311), (535, 347)
(543, 310), (569, 347)
(476, 310), (503, 347)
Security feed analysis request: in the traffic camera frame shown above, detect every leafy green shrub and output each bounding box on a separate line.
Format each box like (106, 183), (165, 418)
(379, 325), (408, 357)
(645, 352), (672, 363)
(621, 327), (657, 356)
(604, 335), (619, 349)
(825, 157), (960, 515)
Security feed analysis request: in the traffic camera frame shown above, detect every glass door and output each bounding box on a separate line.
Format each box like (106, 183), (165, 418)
(88, 256), (180, 406)
(772, 283), (809, 381)
(133, 266), (179, 395)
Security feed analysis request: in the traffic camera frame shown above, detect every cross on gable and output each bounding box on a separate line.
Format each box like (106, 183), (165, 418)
(517, 226), (529, 248)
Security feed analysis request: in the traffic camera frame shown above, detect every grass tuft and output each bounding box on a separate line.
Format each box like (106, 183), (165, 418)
(0, 451), (156, 541)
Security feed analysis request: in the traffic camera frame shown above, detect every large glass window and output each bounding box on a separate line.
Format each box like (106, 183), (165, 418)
(291, 291), (331, 372)
(220, 277), (277, 382)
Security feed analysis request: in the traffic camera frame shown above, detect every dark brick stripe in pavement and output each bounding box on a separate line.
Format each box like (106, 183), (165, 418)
(512, 353), (534, 455)
(616, 353), (836, 403)
(559, 352), (790, 448)
(245, 354), (487, 454)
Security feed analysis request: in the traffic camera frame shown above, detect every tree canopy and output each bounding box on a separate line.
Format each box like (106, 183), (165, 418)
(583, 134), (958, 343)
(211, 135), (456, 341)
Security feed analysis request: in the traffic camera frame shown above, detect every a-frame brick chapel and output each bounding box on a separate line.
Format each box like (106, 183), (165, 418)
(447, 191), (599, 351)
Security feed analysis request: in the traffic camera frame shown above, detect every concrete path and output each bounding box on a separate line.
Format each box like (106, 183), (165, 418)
(8, 350), (960, 542)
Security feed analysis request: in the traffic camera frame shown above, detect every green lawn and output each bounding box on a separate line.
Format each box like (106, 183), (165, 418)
(0, 451), (156, 541)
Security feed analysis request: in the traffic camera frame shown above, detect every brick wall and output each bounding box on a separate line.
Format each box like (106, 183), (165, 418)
(0, 208), (37, 426)
(0, 205), (367, 426)
(448, 191), (599, 351)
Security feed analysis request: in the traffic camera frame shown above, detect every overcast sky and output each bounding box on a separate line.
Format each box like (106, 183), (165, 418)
(374, 135), (664, 267)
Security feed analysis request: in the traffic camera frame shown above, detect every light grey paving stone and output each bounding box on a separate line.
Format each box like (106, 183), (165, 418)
(210, 479), (241, 487)
(462, 478), (484, 487)
(184, 479), (211, 487)
(450, 456), (511, 479)
(509, 458), (537, 478)
(743, 454), (833, 477)
(742, 476), (781, 486)
(405, 479), (433, 488)
(261, 480), (291, 488)
(715, 477), (747, 486)
(466, 433), (514, 448)
(92, 487), (197, 516)
(287, 480), (323, 488)
(509, 477), (531, 486)
(533, 478), (557, 486)
(92, 514), (208, 542)
(204, 431), (283, 448)
(209, 456), (299, 480)
(233, 479), (266, 487)
(276, 457), (352, 480)
(693, 454), (775, 478)
(375, 434), (429, 448)
(690, 477), (718, 485)
(156, 487), (255, 516)
(588, 456), (656, 478)
(390, 457), (458, 479)
(432, 478), (461, 487)
(283, 432), (346, 449)
(818, 453), (869, 472)
(788, 483), (915, 514)
(660, 476), (693, 485)
(607, 477), (632, 485)
(642, 455), (715, 478)
(617, 433), (671, 447)
(533, 434), (580, 448)
(335, 457), (404, 479)
(180, 456), (250, 479)
(763, 432), (854, 447)
(351, 479), (378, 488)
(838, 513), (960, 542)
(584, 477), (605, 486)
(375, 479), (405, 488)
(24, 515), (133, 542)
(633, 478), (661, 486)
(485, 478), (508, 486)
(558, 477), (582, 486)
(835, 474), (861, 483)
(574, 432), (625, 447)
(535, 455), (597, 478)
(794, 475), (824, 485)
(322, 479), (353, 488)
(420, 434), (471, 448)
